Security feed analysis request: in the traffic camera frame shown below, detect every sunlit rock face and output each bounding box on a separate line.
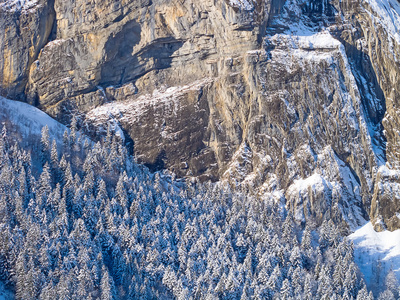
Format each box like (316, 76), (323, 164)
(1, 0), (400, 230)
(0, 0), (55, 100)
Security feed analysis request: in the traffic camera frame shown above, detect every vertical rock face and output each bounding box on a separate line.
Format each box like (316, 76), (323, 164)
(1, 0), (400, 230)
(20, 0), (274, 181)
(26, 0), (271, 118)
(329, 0), (400, 230)
(0, 0), (55, 100)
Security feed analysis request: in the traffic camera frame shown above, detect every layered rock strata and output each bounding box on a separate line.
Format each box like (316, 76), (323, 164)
(1, 0), (400, 230)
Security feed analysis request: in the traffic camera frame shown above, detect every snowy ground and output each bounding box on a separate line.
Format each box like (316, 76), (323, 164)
(0, 96), (68, 145)
(349, 222), (400, 291)
(0, 282), (13, 300)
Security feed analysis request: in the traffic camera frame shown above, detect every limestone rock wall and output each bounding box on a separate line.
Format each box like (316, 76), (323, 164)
(2, 0), (400, 230)
(0, 0), (55, 100)
(323, 0), (400, 230)
(25, 0), (272, 121)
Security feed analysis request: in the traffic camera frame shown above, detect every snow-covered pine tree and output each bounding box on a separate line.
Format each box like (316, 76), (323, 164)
(40, 125), (50, 166)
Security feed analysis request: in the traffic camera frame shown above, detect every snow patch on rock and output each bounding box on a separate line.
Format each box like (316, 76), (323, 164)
(350, 222), (400, 290)
(365, 0), (400, 44)
(228, 0), (254, 11)
(87, 78), (213, 125)
(0, 0), (38, 11)
(285, 146), (365, 229)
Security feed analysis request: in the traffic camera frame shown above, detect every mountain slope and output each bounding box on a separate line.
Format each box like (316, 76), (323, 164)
(350, 221), (400, 293)
(0, 96), (67, 142)
(0, 99), (382, 299)
(0, 0), (400, 257)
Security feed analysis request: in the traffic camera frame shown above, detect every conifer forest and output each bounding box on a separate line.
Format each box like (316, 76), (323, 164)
(0, 121), (397, 299)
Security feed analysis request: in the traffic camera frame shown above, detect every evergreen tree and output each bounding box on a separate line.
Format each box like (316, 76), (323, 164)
(70, 116), (78, 149)
(304, 273), (313, 300)
(280, 278), (293, 300)
(40, 125), (50, 165)
(385, 269), (399, 298)
(356, 284), (369, 300)
(50, 139), (59, 167)
(378, 289), (395, 300)
(37, 163), (52, 211)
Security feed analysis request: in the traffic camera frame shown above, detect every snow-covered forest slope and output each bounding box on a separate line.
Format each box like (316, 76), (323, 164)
(1, 0), (400, 298)
(0, 96), (393, 300)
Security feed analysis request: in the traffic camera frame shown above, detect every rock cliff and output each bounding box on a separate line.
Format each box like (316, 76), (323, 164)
(1, 0), (400, 230)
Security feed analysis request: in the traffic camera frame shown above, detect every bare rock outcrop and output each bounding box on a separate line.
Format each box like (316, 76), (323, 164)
(1, 0), (400, 230)
(26, 0), (271, 119)
(0, 0), (55, 100)
(330, 0), (400, 230)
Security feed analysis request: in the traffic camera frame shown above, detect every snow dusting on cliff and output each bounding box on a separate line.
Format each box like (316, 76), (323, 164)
(365, 0), (400, 43)
(229, 0), (254, 10)
(350, 222), (400, 290)
(0, 0), (38, 11)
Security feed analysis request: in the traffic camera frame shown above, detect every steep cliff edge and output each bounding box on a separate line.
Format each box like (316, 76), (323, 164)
(1, 0), (400, 231)
(331, 0), (400, 231)
(0, 0), (55, 100)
